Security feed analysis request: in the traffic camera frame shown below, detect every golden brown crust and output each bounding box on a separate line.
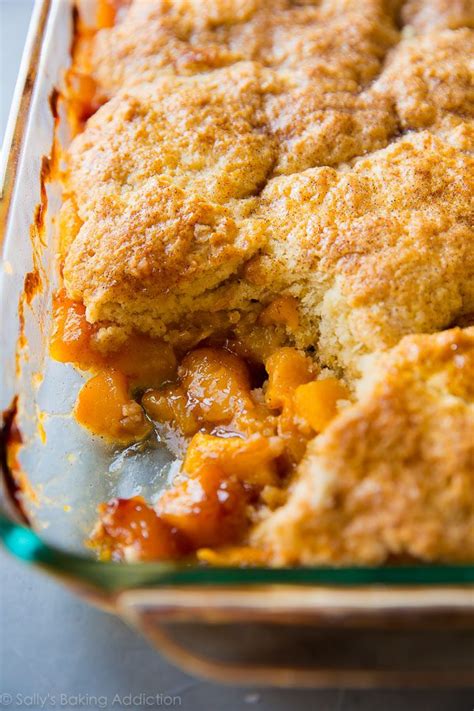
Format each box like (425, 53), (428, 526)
(375, 28), (474, 134)
(64, 3), (474, 366)
(62, 63), (278, 338)
(267, 87), (396, 175)
(253, 131), (474, 372)
(85, 0), (268, 96)
(86, 1), (399, 98)
(77, 0), (400, 174)
(252, 327), (474, 564)
(63, 175), (266, 336)
(66, 63), (277, 212)
(402, 0), (474, 31)
(64, 103), (474, 363)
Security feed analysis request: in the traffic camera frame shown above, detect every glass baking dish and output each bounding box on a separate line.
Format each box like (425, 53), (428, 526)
(1, 0), (473, 686)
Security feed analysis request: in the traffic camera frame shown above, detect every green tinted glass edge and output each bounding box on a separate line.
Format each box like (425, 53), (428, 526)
(2, 514), (474, 592)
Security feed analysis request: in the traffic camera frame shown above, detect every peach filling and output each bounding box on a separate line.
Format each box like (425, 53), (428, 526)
(92, 496), (187, 562)
(157, 464), (248, 550)
(91, 463), (248, 561)
(51, 293), (350, 561)
(75, 370), (151, 446)
(259, 295), (300, 332)
(294, 379), (350, 432)
(51, 291), (176, 386)
(51, 291), (176, 443)
(96, 0), (121, 29)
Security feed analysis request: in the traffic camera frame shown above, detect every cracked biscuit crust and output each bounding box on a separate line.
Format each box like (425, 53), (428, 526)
(252, 327), (474, 564)
(375, 28), (474, 132)
(402, 0), (474, 31)
(64, 1), (474, 375)
(63, 176), (266, 335)
(75, 0), (399, 173)
(250, 132), (474, 372)
(84, 0), (399, 98)
(62, 63), (276, 336)
(65, 63), (277, 212)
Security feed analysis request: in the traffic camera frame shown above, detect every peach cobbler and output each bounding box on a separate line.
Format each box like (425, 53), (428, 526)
(52, 0), (474, 565)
